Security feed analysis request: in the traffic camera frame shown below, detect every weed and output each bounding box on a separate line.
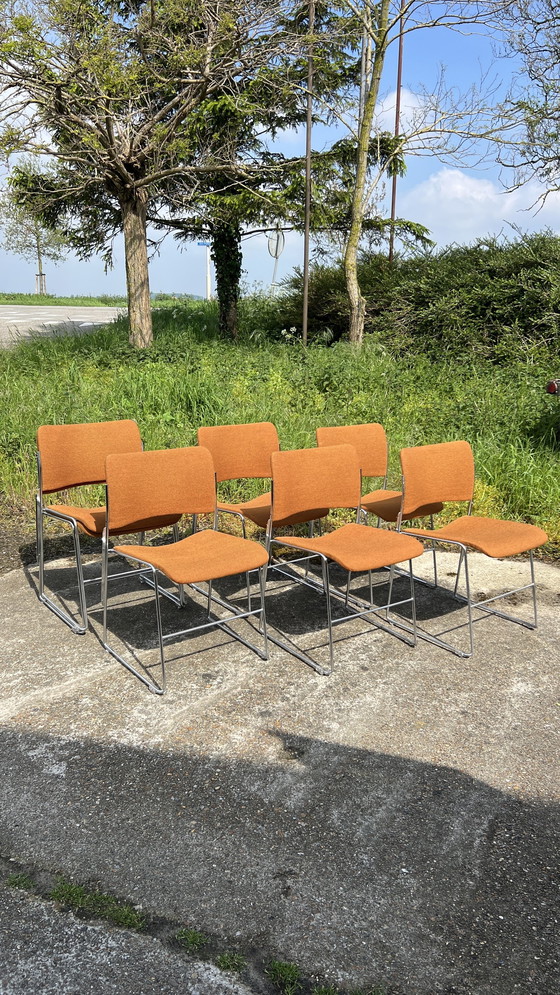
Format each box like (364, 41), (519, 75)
(266, 959), (302, 995)
(176, 927), (207, 953)
(215, 952), (246, 972)
(50, 878), (145, 930)
(6, 872), (34, 890)
(311, 986), (340, 995)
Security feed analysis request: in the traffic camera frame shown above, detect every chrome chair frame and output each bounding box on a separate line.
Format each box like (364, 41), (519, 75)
(397, 488), (539, 658)
(101, 500), (268, 695)
(36, 452), (89, 634)
(265, 496), (417, 676)
(36, 452), (182, 635)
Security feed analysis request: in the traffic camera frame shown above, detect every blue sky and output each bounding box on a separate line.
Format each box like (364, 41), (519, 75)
(1, 11), (558, 299)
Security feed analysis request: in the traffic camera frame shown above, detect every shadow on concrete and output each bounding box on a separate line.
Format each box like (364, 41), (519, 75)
(0, 725), (557, 995)
(23, 549), (511, 676)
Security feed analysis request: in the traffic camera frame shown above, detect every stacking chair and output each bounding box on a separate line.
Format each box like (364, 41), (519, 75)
(316, 423), (443, 524)
(198, 420), (328, 537)
(35, 419), (181, 634)
(266, 444), (424, 675)
(102, 446), (269, 694)
(397, 440), (548, 656)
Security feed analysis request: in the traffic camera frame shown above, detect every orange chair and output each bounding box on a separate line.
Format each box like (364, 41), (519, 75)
(102, 446), (269, 694)
(316, 423), (443, 524)
(36, 420), (180, 634)
(266, 444), (424, 674)
(197, 421), (328, 536)
(398, 440), (548, 656)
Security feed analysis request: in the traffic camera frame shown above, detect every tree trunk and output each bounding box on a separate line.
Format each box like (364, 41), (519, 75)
(212, 222), (242, 340)
(120, 188), (153, 348)
(343, 0), (390, 346)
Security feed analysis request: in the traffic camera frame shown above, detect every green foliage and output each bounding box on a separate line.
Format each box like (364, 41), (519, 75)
(176, 927), (207, 953)
(50, 877), (146, 929)
(371, 232), (560, 359)
(0, 166), (70, 275)
(278, 232), (560, 354)
(0, 306), (558, 547)
(266, 960), (302, 995)
(215, 952), (246, 972)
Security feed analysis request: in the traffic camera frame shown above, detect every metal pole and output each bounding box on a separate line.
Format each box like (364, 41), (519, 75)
(271, 253), (280, 294)
(389, 2), (405, 264)
(302, 0), (315, 347)
(205, 245), (211, 299)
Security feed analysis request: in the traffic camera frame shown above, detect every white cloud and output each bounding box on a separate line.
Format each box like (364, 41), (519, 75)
(375, 88), (424, 132)
(399, 168), (560, 246)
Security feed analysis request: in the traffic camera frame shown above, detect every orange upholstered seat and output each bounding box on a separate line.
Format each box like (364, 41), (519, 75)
(198, 422), (328, 532)
(103, 446), (268, 694)
(50, 505), (180, 538)
(278, 523), (423, 574)
(398, 440), (548, 656)
(403, 515), (548, 559)
(36, 419), (150, 634)
(268, 444), (424, 674)
(114, 528), (267, 586)
(316, 423), (443, 522)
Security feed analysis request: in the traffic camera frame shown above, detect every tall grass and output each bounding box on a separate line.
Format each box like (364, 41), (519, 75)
(1, 312), (558, 549)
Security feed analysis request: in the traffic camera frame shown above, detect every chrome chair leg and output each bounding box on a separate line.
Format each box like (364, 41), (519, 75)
(102, 533), (109, 645)
(386, 564), (395, 619)
(345, 569), (351, 606)
(246, 571), (252, 613)
(430, 515), (438, 588)
(453, 547), (464, 598)
(304, 521), (314, 579)
(320, 556), (334, 674)
(172, 524), (185, 606)
(37, 506), (88, 635)
(408, 560), (417, 646)
(259, 565), (269, 657)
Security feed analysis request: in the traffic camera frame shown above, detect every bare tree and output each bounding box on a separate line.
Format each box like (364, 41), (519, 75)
(0, 169), (69, 293)
(333, 0), (515, 344)
(498, 1), (560, 199)
(0, 0), (303, 346)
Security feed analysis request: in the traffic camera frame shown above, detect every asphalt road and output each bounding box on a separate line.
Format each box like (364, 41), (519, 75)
(0, 305), (126, 346)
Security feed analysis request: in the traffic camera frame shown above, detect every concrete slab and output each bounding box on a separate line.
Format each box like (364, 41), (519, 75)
(0, 886), (255, 995)
(0, 553), (559, 994)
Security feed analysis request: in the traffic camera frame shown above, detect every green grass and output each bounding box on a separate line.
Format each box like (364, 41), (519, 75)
(0, 292), (129, 306)
(0, 292), (186, 307)
(50, 877), (145, 929)
(266, 960), (302, 995)
(176, 927), (207, 953)
(0, 311), (559, 550)
(6, 872), (34, 890)
(215, 952), (246, 972)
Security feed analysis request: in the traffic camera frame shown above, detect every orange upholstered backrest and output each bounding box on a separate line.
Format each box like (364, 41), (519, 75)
(106, 447), (216, 532)
(197, 422), (279, 482)
(37, 420), (142, 494)
(316, 423), (388, 477)
(400, 441), (475, 517)
(271, 445), (361, 521)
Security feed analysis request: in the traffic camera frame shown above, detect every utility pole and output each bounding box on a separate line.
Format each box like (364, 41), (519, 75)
(389, 2), (405, 264)
(302, 0), (315, 346)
